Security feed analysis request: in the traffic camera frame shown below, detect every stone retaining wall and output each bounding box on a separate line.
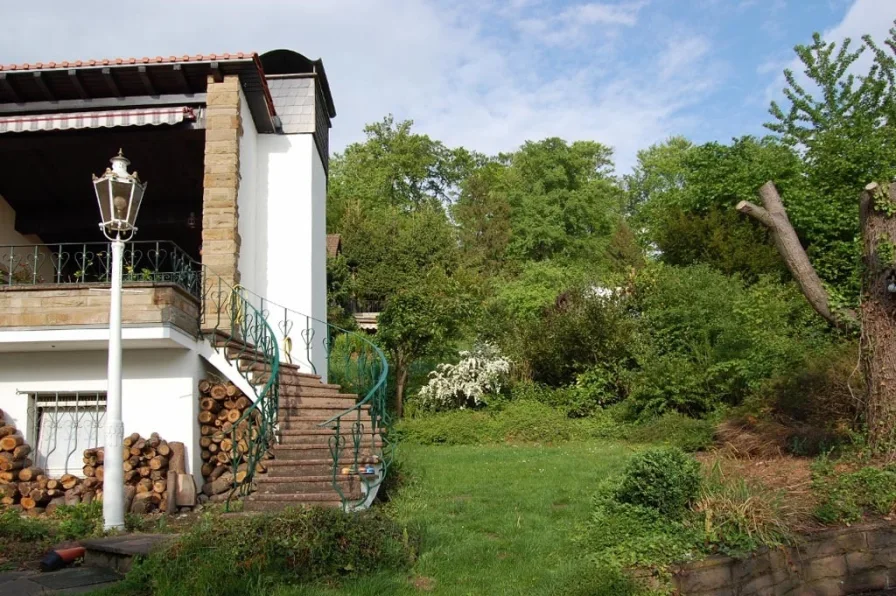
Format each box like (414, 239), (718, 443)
(674, 521), (896, 595)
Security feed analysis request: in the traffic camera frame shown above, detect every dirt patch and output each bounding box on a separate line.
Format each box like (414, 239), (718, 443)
(411, 575), (437, 592)
(715, 416), (843, 460)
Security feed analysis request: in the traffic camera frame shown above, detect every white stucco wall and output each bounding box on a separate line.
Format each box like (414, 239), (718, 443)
(0, 347), (205, 476)
(236, 90), (262, 297)
(252, 133), (328, 378)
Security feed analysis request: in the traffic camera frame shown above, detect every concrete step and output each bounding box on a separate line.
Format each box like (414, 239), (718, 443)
(254, 474), (362, 493)
(271, 443), (383, 460)
(276, 416), (373, 431)
(278, 395), (360, 408)
(277, 431), (381, 445)
(263, 457), (379, 476)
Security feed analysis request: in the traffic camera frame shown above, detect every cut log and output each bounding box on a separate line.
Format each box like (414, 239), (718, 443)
(208, 465), (228, 481)
(211, 431), (225, 444)
(198, 379), (212, 395)
(125, 470), (140, 484)
(169, 442), (186, 474)
(142, 447), (156, 459)
(18, 467), (43, 482)
(0, 471), (16, 482)
(12, 444), (31, 459)
(150, 470), (164, 481)
(0, 425), (16, 439)
(82, 465), (95, 478)
(20, 496), (36, 510)
(96, 448), (105, 463)
(95, 466), (104, 482)
(225, 383), (239, 398)
(175, 473), (197, 507)
(220, 438), (233, 453)
(60, 475), (78, 490)
(28, 488), (48, 504)
(199, 397), (220, 413)
(234, 396), (252, 410)
(200, 425), (216, 436)
(130, 491), (152, 514)
(152, 479), (166, 494)
(136, 478), (153, 493)
(199, 436), (212, 449)
(201, 462), (214, 478)
(226, 409), (242, 423)
(201, 449), (210, 461)
(201, 472), (234, 496)
(123, 433), (140, 447)
(223, 399), (236, 410)
(0, 435), (23, 451)
(149, 455), (168, 471)
(64, 489), (81, 506)
(0, 458), (28, 472)
(46, 479), (59, 490)
(157, 441), (171, 457)
(46, 496), (65, 513)
(210, 384), (228, 400)
(208, 443), (218, 454)
(215, 451), (231, 464)
(137, 467), (150, 478)
(166, 472), (177, 514)
(124, 485), (136, 512)
(81, 490), (95, 505)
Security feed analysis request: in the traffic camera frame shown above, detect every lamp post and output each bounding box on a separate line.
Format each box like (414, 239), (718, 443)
(92, 150), (146, 531)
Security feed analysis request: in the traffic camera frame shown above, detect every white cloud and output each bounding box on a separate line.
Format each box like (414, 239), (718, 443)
(0, 0), (720, 173)
(515, 1), (647, 46)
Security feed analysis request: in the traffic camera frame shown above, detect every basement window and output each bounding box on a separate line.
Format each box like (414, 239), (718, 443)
(25, 392), (106, 477)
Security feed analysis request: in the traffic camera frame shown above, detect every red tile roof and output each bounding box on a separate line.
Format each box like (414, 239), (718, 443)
(0, 52), (256, 72)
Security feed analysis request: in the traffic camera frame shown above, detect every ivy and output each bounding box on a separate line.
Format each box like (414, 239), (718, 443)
(873, 184), (896, 217)
(876, 234), (896, 268)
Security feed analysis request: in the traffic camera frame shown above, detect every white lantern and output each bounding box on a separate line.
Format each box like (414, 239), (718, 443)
(92, 150), (146, 238)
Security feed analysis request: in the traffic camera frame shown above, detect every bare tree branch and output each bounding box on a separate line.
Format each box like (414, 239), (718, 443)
(737, 181), (859, 330)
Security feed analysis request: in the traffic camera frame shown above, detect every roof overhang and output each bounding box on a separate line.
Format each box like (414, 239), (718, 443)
(0, 54), (279, 133)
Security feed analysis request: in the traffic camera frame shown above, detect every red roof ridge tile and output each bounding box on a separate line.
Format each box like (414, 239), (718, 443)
(0, 52), (257, 72)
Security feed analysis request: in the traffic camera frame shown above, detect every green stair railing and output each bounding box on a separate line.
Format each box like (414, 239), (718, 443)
(240, 289), (392, 510)
(198, 270), (280, 506)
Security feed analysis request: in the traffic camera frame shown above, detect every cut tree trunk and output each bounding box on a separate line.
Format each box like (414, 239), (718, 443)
(860, 182), (896, 448)
(737, 182), (859, 329)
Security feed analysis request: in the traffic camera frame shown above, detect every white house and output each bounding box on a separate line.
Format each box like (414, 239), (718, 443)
(0, 50), (388, 511)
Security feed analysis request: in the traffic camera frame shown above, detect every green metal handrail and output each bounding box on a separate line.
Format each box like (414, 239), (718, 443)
(240, 289), (392, 509)
(198, 270), (280, 506)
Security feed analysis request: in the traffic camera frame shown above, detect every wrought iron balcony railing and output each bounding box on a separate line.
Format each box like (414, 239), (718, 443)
(0, 241), (201, 300)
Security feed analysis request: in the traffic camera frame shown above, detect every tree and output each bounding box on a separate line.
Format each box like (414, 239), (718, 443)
(328, 115), (479, 227)
(740, 23), (896, 449)
(377, 274), (467, 418)
(452, 162), (512, 274)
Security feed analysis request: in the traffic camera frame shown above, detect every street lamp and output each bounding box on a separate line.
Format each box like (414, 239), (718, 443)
(93, 150), (146, 531)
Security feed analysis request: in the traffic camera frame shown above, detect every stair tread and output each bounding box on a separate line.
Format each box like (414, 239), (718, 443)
(248, 492), (360, 501)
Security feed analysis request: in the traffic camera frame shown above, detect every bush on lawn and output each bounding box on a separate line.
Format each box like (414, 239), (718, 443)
(615, 448), (701, 518)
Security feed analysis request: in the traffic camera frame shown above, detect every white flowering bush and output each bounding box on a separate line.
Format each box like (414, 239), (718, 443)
(418, 343), (512, 411)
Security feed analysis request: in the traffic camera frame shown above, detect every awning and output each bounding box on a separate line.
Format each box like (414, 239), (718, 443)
(0, 106), (197, 134)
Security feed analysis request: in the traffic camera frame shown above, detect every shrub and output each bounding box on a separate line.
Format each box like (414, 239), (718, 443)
(758, 343), (861, 429)
(625, 412), (716, 452)
(396, 400), (622, 445)
(616, 448), (701, 518)
(580, 481), (702, 570)
(0, 509), (51, 541)
(53, 501), (104, 540)
(813, 460), (896, 524)
(114, 508), (418, 596)
(418, 343), (511, 411)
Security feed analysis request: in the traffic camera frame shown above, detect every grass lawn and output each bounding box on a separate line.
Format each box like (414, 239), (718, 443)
(282, 441), (635, 596)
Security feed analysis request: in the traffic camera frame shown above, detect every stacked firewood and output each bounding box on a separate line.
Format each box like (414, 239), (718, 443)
(0, 411), (92, 513)
(83, 433), (186, 514)
(197, 379), (263, 499)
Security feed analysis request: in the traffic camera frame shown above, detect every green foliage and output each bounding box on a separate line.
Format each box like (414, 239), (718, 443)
(766, 24), (896, 298)
(115, 508), (418, 596)
(581, 481), (702, 570)
(395, 400), (621, 445)
(615, 448), (701, 518)
(812, 459), (896, 524)
(627, 264), (831, 416)
(0, 508), (51, 541)
(625, 412), (717, 453)
(53, 501), (104, 540)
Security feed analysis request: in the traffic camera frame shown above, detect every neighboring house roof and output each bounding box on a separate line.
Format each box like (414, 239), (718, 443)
(0, 52), (256, 71)
(326, 234), (342, 258)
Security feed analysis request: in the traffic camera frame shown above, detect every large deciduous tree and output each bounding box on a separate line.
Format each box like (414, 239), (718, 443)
(739, 24), (896, 449)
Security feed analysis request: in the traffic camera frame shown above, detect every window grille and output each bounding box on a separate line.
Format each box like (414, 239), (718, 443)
(22, 391), (106, 477)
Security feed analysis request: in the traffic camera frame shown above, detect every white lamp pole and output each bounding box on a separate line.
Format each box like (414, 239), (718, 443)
(93, 151), (147, 531)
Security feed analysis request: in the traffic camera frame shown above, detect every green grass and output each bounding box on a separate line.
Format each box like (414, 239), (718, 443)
(281, 441), (637, 596)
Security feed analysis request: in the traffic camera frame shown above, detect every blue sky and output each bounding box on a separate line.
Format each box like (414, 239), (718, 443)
(1, 0), (893, 173)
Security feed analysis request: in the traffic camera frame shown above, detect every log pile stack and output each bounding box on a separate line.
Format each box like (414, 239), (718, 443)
(83, 433), (187, 514)
(0, 407), (193, 515)
(197, 379), (263, 499)
(0, 410), (91, 513)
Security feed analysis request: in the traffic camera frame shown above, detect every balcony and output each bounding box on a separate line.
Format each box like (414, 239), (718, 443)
(0, 241), (201, 336)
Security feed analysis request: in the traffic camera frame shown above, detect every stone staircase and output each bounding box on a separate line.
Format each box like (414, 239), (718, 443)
(235, 361), (383, 512)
